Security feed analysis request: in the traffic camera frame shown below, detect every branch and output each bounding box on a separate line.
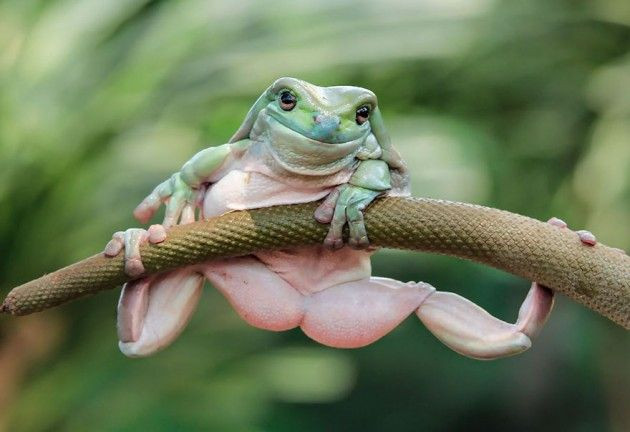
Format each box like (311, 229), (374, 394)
(2, 197), (628, 329)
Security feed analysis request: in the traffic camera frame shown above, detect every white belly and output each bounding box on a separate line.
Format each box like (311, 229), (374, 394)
(202, 170), (332, 218)
(201, 169), (372, 293)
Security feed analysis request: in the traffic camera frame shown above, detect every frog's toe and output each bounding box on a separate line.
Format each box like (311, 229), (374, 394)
(125, 258), (145, 279)
(133, 198), (159, 224)
(347, 235), (369, 249)
(547, 216), (596, 246)
(314, 187), (341, 224)
(118, 268), (203, 357)
(347, 205), (370, 249)
(123, 228), (150, 277)
(576, 230), (596, 246)
(180, 204), (196, 224)
(104, 231), (125, 257)
(148, 224), (167, 244)
(324, 228), (344, 250)
(547, 217), (567, 228)
(134, 179), (173, 223)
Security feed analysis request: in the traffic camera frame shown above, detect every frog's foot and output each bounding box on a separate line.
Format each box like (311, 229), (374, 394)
(315, 185), (381, 250)
(133, 173), (200, 228)
(104, 225), (167, 277)
(117, 269), (204, 357)
(416, 282), (553, 359)
(104, 225), (203, 357)
(415, 216), (600, 360)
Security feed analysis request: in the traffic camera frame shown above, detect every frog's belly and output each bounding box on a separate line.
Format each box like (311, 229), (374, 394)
(202, 170), (373, 293)
(202, 170), (332, 218)
(254, 246), (372, 294)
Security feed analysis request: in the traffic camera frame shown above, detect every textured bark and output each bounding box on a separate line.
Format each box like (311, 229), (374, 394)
(2, 197), (628, 328)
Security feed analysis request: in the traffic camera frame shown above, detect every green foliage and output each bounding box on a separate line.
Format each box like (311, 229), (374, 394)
(0, 0), (628, 430)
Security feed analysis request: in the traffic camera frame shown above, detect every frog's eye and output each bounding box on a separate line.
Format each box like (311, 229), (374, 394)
(279, 90), (297, 111)
(355, 105), (370, 125)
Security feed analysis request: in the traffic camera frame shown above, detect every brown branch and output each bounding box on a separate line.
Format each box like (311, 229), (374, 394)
(2, 197), (628, 328)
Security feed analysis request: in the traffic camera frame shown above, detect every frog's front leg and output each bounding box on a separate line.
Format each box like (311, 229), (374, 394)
(133, 141), (248, 227)
(315, 160), (391, 249)
(106, 141), (251, 357)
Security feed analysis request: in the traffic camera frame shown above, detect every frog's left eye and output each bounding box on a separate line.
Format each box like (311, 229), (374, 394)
(355, 105), (370, 125)
(279, 90), (297, 111)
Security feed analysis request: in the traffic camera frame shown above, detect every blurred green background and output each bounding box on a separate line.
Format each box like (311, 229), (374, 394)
(0, 0), (628, 431)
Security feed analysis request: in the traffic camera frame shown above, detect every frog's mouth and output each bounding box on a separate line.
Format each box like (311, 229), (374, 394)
(251, 112), (369, 176)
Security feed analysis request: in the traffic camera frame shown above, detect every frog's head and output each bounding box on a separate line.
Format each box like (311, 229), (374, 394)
(229, 78), (396, 175)
(230, 77), (387, 144)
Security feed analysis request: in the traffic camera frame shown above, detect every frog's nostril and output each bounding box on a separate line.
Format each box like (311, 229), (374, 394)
(312, 114), (340, 139)
(314, 114), (340, 127)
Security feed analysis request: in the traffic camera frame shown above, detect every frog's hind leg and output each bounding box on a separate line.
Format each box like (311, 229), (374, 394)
(202, 262), (431, 347)
(200, 261), (553, 360)
(300, 278), (434, 348)
(416, 282), (554, 360)
(201, 256), (306, 331)
(298, 277), (553, 359)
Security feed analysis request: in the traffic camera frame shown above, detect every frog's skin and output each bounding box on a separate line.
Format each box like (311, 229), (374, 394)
(105, 77), (597, 359)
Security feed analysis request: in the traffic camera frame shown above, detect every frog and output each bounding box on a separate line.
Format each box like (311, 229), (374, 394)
(104, 77), (597, 359)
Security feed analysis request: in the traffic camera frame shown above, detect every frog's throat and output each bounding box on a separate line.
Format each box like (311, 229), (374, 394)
(250, 111), (368, 176)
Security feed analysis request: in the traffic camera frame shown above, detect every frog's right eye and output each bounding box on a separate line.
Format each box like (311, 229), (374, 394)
(279, 90), (297, 111)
